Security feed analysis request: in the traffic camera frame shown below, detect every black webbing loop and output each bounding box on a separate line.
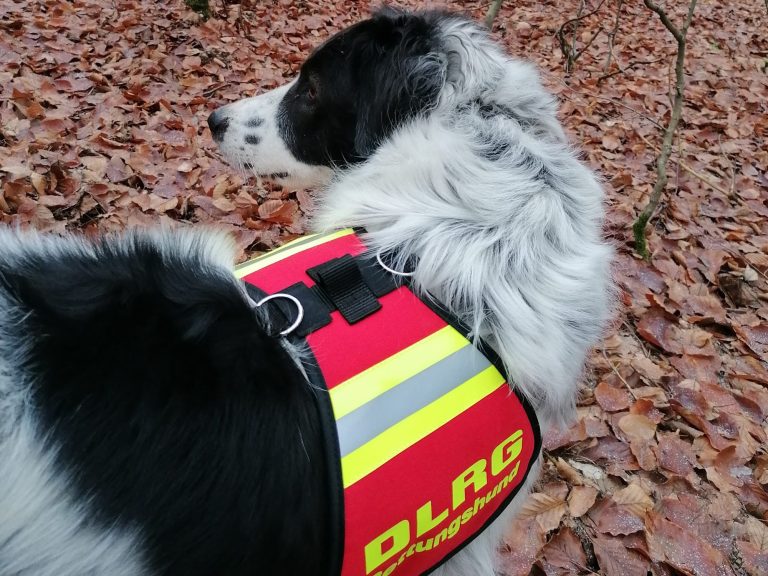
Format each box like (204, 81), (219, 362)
(307, 254), (381, 324)
(355, 254), (399, 297)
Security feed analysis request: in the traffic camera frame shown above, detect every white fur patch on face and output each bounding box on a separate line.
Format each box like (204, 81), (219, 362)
(212, 81), (332, 189)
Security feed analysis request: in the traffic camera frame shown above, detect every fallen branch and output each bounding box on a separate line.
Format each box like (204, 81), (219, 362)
(632, 0), (698, 260)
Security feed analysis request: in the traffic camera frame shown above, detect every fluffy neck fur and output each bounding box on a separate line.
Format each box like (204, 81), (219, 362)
(313, 19), (612, 427)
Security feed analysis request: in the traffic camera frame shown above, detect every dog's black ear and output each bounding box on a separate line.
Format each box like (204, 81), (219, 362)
(353, 12), (446, 156)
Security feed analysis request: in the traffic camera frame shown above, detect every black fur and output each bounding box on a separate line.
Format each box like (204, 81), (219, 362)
(277, 9), (446, 167)
(1, 236), (332, 576)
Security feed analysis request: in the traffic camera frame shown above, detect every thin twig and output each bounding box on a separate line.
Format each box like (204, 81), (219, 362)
(559, 0), (607, 38)
(571, 0), (585, 68)
(667, 419), (704, 438)
(637, 132), (730, 196)
(202, 82), (227, 97)
(674, 127), (682, 198)
(632, 0), (698, 259)
(717, 135), (737, 198)
(557, 0), (608, 72)
(597, 57), (663, 84)
(602, 347), (639, 399)
(646, 0), (697, 43)
(580, 26), (605, 61)
(556, 79), (665, 129)
(604, 0), (624, 72)
(558, 0), (583, 72)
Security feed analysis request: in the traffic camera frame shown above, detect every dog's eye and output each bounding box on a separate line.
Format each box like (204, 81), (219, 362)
(306, 85), (317, 101)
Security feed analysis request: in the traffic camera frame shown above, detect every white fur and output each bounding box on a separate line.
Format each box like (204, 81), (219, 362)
(218, 16), (612, 576)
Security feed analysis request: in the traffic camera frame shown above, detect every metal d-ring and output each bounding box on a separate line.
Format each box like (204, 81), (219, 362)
(253, 293), (304, 336)
(375, 249), (416, 277)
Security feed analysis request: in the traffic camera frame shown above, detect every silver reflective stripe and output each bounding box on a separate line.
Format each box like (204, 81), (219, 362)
(335, 344), (492, 456)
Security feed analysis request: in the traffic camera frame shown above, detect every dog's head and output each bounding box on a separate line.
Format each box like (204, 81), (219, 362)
(208, 10), (449, 188)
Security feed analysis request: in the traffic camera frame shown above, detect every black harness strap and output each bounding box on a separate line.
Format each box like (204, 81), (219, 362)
(307, 254), (381, 324)
(247, 253), (402, 338)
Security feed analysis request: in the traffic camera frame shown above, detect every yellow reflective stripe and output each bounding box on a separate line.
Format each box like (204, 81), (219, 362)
(330, 326), (469, 419)
(234, 229), (355, 278)
(341, 365), (505, 488)
(254, 232), (322, 257)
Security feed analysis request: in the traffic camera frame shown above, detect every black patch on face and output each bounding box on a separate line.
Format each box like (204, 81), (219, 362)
(245, 134), (261, 145)
(1, 237), (332, 576)
(246, 117), (264, 127)
(277, 9), (447, 168)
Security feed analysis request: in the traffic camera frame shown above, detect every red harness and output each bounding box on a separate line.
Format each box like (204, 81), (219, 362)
(236, 229), (541, 576)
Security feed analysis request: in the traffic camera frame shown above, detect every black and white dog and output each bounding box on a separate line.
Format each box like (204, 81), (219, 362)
(208, 9), (612, 426)
(0, 9), (610, 576)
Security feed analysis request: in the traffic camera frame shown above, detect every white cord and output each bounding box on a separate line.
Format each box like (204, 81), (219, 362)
(375, 249), (416, 277)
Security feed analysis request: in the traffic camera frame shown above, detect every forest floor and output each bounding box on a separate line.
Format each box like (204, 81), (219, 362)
(1, 0), (767, 574)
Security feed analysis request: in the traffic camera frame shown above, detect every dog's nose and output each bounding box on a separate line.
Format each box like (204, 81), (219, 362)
(207, 109), (229, 143)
